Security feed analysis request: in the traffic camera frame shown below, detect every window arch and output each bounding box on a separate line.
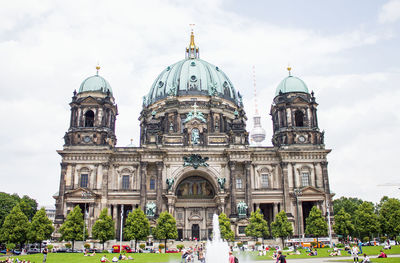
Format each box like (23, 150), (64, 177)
(176, 176), (214, 199)
(294, 110), (304, 127)
(84, 110), (95, 127)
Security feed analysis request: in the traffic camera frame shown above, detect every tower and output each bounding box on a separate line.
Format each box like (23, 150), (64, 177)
(270, 67), (324, 147)
(250, 66), (266, 146)
(63, 66), (118, 147)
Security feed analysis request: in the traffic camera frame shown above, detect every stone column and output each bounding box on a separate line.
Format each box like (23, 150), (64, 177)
(93, 164), (98, 190)
(321, 162), (330, 193)
(280, 162), (291, 213)
(313, 162), (318, 188)
(71, 164), (76, 189)
(298, 201), (303, 236)
(244, 162), (252, 214)
(140, 162), (148, 210)
(156, 162), (164, 215)
(102, 164), (109, 197)
(112, 204), (118, 231)
(229, 161), (237, 216)
(55, 163), (67, 223)
(273, 202), (279, 218)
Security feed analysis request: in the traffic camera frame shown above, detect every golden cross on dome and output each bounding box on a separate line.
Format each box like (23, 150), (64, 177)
(96, 63), (100, 76)
(287, 63), (292, 76)
(189, 23), (195, 32)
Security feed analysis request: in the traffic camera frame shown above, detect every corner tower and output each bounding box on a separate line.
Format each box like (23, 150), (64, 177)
(270, 67), (323, 147)
(63, 66), (118, 147)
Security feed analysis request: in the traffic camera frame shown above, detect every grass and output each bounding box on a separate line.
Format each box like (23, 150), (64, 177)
(0, 253), (182, 263)
(250, 245), (400, 260)
(332, 257), (400, 262)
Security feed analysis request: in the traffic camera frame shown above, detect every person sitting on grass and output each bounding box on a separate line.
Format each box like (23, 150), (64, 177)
(112, 256), (119, 262)
(377, 250), (387, 258)
(361, 254), (370, 263)
(101, 255), (110, 262)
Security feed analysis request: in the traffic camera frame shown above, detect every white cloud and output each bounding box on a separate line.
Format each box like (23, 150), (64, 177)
(0, 0), (399, 205)
(379, 0), (400, 24)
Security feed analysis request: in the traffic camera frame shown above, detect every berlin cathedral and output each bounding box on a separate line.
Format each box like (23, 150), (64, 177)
(54, 32), (333, 241)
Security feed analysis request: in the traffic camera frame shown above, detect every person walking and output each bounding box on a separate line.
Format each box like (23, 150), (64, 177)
(42, 246), (48, 263)
(351, 245), (359, 263)
(228, 251), (235, 263)
(277, 251), (286, 263)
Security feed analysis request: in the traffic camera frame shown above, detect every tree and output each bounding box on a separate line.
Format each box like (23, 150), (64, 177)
(218, 212), (234, 241)
(59, 205), (88, 251)
(0, 205), (30, 247)
(27, 208), (54, 251)
(245, 209), (269, 240)
(124, 208), (150, 251)
(333, 197), (363, 221)
(378, 197), (400, 238)
(354, 201), (380, 239)
(153, 211), (178, 252)
(305, 206), (328, 245)
(19, 195), (38, 221)
(333, 208), (355, 237)
(0, 192), (20, 226)
(271, 210), (293, 249)
(92, 208), (115, 250)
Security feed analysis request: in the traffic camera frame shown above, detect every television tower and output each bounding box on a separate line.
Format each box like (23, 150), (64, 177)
(250, 66), (266, 146)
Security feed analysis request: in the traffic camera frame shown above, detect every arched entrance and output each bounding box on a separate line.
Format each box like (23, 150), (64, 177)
(173, 173), (218, 240)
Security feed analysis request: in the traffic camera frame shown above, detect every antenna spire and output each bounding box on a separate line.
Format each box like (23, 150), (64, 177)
(253, 65), (259, 116)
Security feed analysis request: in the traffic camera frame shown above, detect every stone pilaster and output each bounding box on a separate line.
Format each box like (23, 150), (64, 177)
(55, 163), (67, 223)
(273, 202), (279, 218)
(229, 161), (237, 216)
(244, 161), (252, 214)
(321, 161), (330, 193)
(280, 162), (291, 214)
(140, 162), (148, 210)
(93, 164), (99, 190)
(156, 162), (164, 215)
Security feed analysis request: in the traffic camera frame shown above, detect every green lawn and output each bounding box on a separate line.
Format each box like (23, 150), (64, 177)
(251, 245), (400, 260)
(0, 253), (182, 263)
(332, 257), (400, 263)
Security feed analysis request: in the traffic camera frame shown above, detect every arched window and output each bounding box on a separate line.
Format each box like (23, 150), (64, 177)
(122, 175), (130, 189)
(85, 110), (95, 127)
(149, 178), (155, 190)
(301, 172), (310, 186)
(261, 174), (269, 188)
(80, 174), (88, 188)
(295, 110), (304, 127)
(236, 178), (242, 189)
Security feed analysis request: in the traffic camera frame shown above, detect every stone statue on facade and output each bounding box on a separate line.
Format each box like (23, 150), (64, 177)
(191, 128), (200, 144)
(217, 177), (226, 191)
(237, 201), (248, 217)
(145, 202), (156, 217)
(166, 178), (174, 191)
(183, 154), (209, 169)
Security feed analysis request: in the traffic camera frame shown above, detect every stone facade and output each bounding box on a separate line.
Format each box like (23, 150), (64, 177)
(54, 36), (333, 241)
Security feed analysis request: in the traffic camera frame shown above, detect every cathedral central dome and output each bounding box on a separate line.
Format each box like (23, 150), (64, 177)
(144, 32), (239, 107)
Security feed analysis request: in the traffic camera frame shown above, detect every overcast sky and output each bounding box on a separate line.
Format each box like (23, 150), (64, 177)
(1, 0), (399, 207)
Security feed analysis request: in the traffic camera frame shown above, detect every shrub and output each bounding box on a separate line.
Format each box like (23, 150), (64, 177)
(65, 243), (72, 249)
(237, 242), (243, 247)
(396, 236), (400, 244)
(380, 237), (387, 243)
(6, 243), (16, 251)
(176, 244), (184, 251)
(159, 244), (165, 249)
(310, 242), (317, 247)
(283, 246), (289, 250)
(255, 241), (261, 246)
(102, 250), (109, 253)
(363, 237), (370, 243)
(47, 245), (54, 251)
(139, 243), (146, 249)
(336, 243), (344, 248)
(84, 243), (91, 249)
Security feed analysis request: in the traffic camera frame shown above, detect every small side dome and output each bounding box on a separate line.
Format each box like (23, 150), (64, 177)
(79, 66), (112, 94)
(275, 68), (308, 96)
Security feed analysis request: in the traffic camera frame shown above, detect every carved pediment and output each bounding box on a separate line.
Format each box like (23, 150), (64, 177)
(290, 96), (309, 104)
(65, 187), (100, 198)
(301, 186), (325, 195)
(80, 96), (99, 105)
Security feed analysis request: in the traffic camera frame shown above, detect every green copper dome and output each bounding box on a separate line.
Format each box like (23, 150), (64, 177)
(275, 74), (308, 96)
(79, 73), (112, 94)
(143, 32), (239, 107)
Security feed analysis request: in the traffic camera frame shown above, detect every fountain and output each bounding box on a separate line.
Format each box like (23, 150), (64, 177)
(205, 214), (230, 262)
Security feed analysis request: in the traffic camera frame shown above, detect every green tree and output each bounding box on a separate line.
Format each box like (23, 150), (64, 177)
(124, 208), (150, 251)
(153, 211), (178, 252)
(333, 197), (363, 221)
(378, 197), (400, 239)
(333, 208), (355, 237)
(19, 195), (38, 221)
(27, 208), (54, 250)
(305, 206), (328, 245)
(271, 210), (293, 249)
(218, 212), (234, 241)
(59, 205), (88, 251)
(245, 209), (269, 240)
(0, 192), (20, 226)
(0, 205), (30, 247)
(354, 201), (380, 239)
(92, 208), (115, 250)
